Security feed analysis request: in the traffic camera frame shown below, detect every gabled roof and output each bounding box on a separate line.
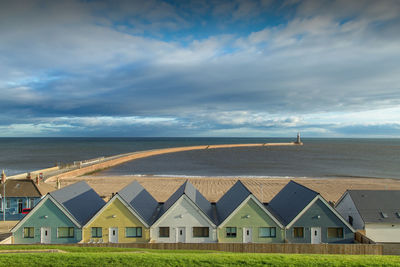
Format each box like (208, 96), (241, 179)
(11, 194), (81, 233)
(49, 181), (105, 226)
(156, 181), (216, 224)
(216, 180), (252, 224)
(1, 179), (42, 197)
(268, 180), (319, 226)
(118, 181), (159, 225)
(345, 190), (400, 224)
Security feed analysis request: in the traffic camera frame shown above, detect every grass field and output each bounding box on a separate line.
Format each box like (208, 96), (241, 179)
(0, 245), (399, 266)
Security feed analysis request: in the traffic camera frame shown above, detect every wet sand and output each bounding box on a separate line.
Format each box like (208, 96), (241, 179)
(46, 175), (400, 204)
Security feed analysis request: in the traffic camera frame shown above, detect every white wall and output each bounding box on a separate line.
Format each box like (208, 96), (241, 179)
(366, 223), (400, 243)
(335, 193), (364, 230)
(150, 196), (217, 243)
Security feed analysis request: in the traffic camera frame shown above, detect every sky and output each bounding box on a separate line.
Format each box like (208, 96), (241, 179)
(1, 0), (400, 138)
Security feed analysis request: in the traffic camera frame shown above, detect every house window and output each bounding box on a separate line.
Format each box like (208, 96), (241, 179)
(193, 227), (209, 238)
(0, 199), (2, 211)
(29, 198), (35, 209)
(58, 227), (74, 238)
(126, 227), (142, 238)
(327, 227), (344, 238)
(91, 227), (102, 238)
(259, 227), (276, 238)
(293, 227), (304, 238)
(23, 227), (34, 238)
(159, 227), (169, 238)
(6, 199), (10, 209)
(226, 227), (237, 238)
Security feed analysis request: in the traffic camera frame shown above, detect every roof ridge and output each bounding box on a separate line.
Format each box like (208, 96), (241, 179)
(289, 180), (319, 195)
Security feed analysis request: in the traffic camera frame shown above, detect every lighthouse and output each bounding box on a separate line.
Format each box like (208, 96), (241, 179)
(296, 132), (302, 144)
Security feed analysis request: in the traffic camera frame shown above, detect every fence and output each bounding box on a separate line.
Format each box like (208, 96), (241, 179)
(68, 243), (382, 255)
(355, 231), (376, 244)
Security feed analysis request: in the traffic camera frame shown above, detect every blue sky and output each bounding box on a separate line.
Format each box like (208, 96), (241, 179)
(1, 0), (400, 137)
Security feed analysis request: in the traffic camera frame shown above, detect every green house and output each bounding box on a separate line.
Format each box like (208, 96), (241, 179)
(11, 181), (105, 244)
(268, 181), (355, 244)
(216, 181), (284, 243)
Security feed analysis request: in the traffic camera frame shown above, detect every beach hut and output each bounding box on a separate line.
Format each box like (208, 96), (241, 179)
(11, 181), (105, 244)
(268, 181), (354, 244)
(335, 190), (400, 243)
(150, 181), (217, 243)
(216, 181), (284, 243)
(82, 181), (159, 243)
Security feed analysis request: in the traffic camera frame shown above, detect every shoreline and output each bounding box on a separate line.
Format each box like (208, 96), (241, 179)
(45, 142), (302, 182)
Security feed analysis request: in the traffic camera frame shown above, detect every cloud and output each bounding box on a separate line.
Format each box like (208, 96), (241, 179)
(0, 0), (400, 137)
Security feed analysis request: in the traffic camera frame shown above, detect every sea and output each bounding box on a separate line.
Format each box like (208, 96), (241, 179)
(0, 137), (399, 179)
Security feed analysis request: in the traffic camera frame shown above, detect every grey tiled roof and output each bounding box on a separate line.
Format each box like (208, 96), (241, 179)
(156, 181), (216, 224)
(50, 181), (105, 226)
(2, 179), (42, 197)
(347, 190), (400, 224)
(267, 181), (318, 226)
(216, 180), (252, 224)
(118, 181), (159, 225)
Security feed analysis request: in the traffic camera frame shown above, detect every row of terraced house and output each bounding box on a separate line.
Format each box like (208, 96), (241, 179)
(11, 179), (364, 244)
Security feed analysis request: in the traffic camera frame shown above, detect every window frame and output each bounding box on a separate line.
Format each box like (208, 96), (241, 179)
(57, 227), (74, 238)
(293, 227), (304, 238)
(327, 227), (344, 239)
(159, 227), (170, 238)
(23, 227), (34, 238)
(192, 227), (209, 238)
(226, 227), (237, 238)
(125, 227), (143, 238)
(91, 227), (102, 238)
(259, 227), (276, 238)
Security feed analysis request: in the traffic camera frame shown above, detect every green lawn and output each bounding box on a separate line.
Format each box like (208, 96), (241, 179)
(0, 245), (399, 266)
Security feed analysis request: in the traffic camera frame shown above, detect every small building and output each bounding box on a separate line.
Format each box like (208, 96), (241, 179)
(335, 190), (400, 243)
(83, 181), (159, 243)
(150, 181), (217, 243)
(0, 177), (55, 221)
(268, 181), (354, 244)
(11, 181), (105, 244)
(216, 181), (285, 243)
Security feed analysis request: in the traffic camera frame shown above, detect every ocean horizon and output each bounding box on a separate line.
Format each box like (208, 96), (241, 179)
(1, 137), (399, 179)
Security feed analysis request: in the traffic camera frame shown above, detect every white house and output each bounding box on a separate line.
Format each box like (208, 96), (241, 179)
(335, 190), (400, 243)
(150, 181), (217, 243)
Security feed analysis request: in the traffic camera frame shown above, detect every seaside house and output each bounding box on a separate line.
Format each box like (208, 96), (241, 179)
(268, 181), (354, 244)
(82, 181), (159, 243)
(335, 190), (400, 243)
(150, 181), (217, 243)
(216, 181), (285, 243)
(0, 174), (55, 221)
(11, 181), (105, 244)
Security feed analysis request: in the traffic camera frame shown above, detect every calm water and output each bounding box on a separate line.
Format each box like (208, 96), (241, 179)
(1, 138), (400, 179)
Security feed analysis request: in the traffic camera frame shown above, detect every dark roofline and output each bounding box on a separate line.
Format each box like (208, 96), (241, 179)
(288, 180), (320, 196)
(235, 180), (253, 195)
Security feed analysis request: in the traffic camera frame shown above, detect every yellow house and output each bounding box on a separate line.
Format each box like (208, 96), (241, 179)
(82, 181), (159, 243)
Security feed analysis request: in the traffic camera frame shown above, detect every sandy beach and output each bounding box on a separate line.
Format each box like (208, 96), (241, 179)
(46, 175), (400, 204)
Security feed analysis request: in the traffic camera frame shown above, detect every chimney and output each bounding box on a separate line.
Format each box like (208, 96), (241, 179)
(27, 172), (32, 179)
(1, 170), (6, 184)
(56, 178), (61, 189)
(36, 175), (39, 185)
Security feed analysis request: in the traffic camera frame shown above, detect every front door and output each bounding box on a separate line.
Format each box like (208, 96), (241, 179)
(41, 227), (51, 244)
(177, 227), (185, 243)
(109, 227), (118, 243)
(243, 227), (252, 243)
(311, 227), (321, 244)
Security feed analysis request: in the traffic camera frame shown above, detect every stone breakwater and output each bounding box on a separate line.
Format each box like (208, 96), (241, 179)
(46, 142), (302, 182)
